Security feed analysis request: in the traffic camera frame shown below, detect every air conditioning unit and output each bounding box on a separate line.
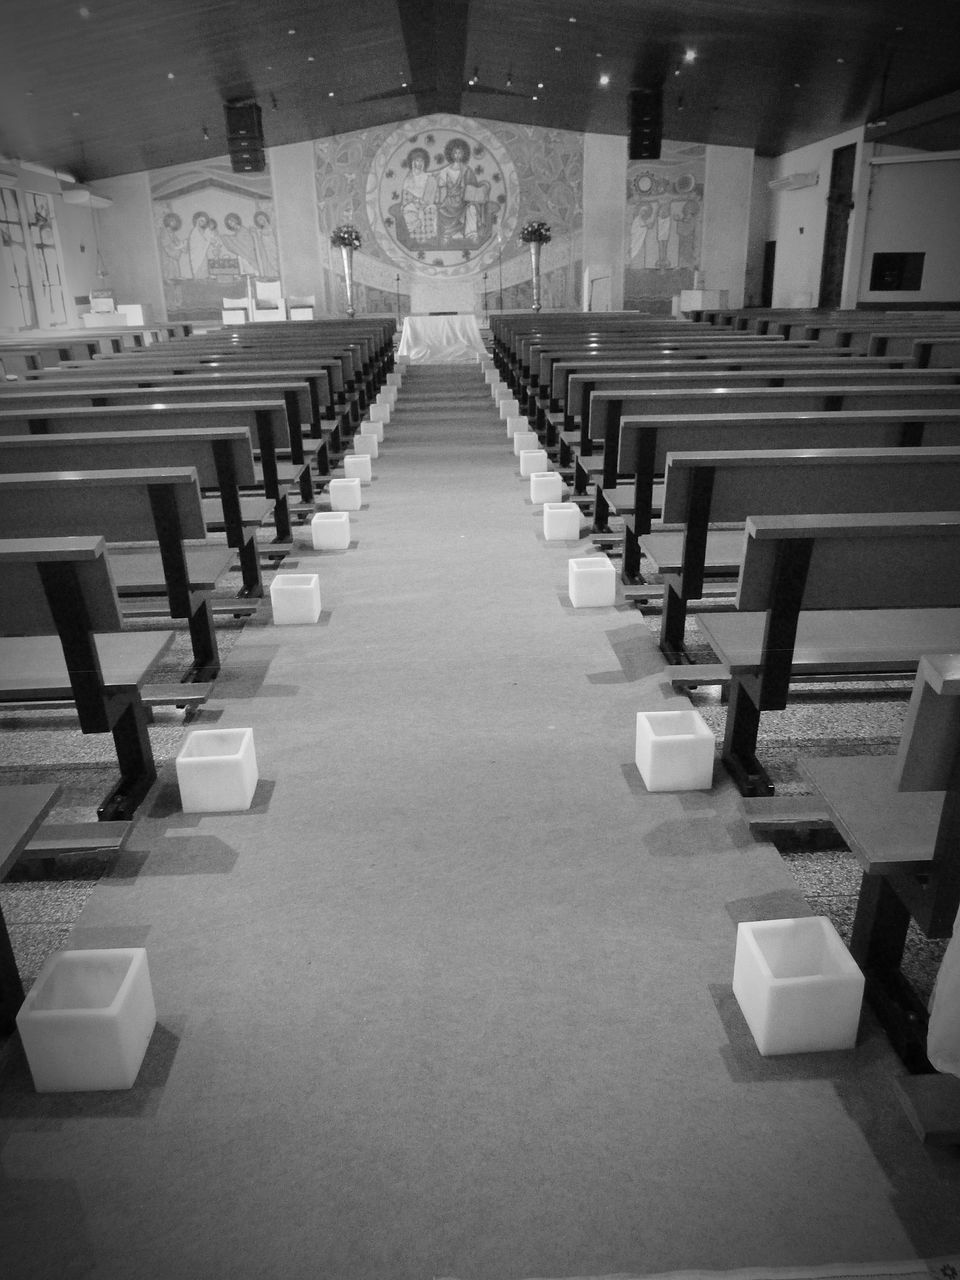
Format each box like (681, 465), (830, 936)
(767, 171), (820, 191)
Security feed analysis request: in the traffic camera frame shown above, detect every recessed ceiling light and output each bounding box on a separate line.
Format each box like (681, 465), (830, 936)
(599, 73), (610, 86)
(167, 71), (175, 79)
(307, 55), (315, 62)
(836, 57), (845, 63)
(328, 91), (334, 97)
(287, 28), (296, 34)
(555, 45), (562, 52)
(683, 48), (697, 63)
(569, 14), (576, 20)
(537, 81), (544, 88)
(532, 95), (538, 100)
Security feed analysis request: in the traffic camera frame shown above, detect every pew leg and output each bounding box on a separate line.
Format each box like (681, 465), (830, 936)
(188, 598), (221, 682)
(98, 695), (158, 823)
(0, 912), (26, 1035)
(622, 523), (642, 584)
(850, 872), (933, 1074)
(593, 487), (610, 534)
(236, 536), (264, 597)
(721, 677), (774, 797)
(272, 495), (292, 543)
(660, 579), (688, 663)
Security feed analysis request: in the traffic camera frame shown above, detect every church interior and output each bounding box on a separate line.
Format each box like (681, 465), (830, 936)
(1, 3), (960, 1278)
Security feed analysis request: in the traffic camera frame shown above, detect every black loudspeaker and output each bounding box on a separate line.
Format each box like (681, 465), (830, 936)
(224, 99), (265, 173)
(628, 87), (662, 160)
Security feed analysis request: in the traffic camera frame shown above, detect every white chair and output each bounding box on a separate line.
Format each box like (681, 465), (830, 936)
(289, 295), (316, 321)
(221, 295), (249, 324)
(252, 279), (287, 322)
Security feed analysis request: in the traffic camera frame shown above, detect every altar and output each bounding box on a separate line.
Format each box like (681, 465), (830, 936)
(396, 313), (487, 364)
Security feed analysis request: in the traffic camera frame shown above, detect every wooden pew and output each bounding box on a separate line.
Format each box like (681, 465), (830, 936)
(0, 535), (174, 821)
(0, 782), (61, 1033)
(0, 427), (267, 597)
(0, 469), (234, 684)
(684, 511), (960, 797)
(595, 407), (960, 549)
(785, 652), (960, 1122)
(646, 446), (960, 660)
(0, 400), (304, 541)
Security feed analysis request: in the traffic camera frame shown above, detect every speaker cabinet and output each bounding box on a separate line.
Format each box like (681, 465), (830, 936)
(628, 87), (662, 161)
(224, 99), (265, 173)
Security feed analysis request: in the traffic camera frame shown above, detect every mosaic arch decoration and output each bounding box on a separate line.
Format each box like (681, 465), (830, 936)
(366, 115), (520, 278)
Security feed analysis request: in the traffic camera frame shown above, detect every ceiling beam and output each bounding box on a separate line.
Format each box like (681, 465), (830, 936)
(396, 0), (469, 117)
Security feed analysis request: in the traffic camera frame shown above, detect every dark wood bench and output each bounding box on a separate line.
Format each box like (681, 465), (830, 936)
(596, 407), (960, 548)
(685, 511), (960, 797)
(0, 535), (174, 822)
(0, 469), (235, 684)
(0, 427), (267, 596)
(645, 446), (960, 660)
(0, 400), (303, 541)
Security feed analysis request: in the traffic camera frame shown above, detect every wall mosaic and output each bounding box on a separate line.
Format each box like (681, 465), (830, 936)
(316, 114), (583, 315)
(624, 142), (705, 313)
(150, 161), (276, 322)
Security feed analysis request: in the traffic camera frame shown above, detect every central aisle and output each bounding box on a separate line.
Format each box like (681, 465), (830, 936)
(11, 362), (954, 1280)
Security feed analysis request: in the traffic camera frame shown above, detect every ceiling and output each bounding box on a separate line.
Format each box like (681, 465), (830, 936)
(2, 0), (960, 183)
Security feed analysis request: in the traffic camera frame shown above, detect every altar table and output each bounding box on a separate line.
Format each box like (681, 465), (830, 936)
(396, 313), (487, 364)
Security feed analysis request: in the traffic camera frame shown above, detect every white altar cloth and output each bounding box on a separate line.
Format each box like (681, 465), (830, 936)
(396, 314), (487, 364)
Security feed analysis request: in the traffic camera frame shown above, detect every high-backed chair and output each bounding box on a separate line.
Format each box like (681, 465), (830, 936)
(288, 295), (316, 321)
(221, 295), (249, 324)
(252, 279), (287, 322)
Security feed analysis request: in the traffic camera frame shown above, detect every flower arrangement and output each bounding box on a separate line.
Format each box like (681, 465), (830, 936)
(519, 220), (551, 245)
(330, 224), (362, 250)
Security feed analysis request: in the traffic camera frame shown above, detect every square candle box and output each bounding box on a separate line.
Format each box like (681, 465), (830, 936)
(344, 454), (372, 483)
(352, 433), (379, 458)
(17, 948), (157, 1092)
(176, 727), (259, 813)
(499, 398), (521, 420)
(530, 472), (563, 505)
(377, 386), (398, 404)
(635, 707), (714, 791)
(270, 573), (321, 625)
(543, 502), (582, 542)
(569, 555), (616, 607)
(311, 511), (351, 550)
(513, 431), (540, 456)
(329, 477), (363, 509)
(520, 449), (549, 478)
(386, 372), (402, 387)
(732, 917), (865, 1055)
(359, 418), (384, 441)
(506, 415), (527, 439)
(368, 403), (390, 424)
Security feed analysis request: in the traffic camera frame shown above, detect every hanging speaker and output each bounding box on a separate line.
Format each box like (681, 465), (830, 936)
(224, 99), (265, 173)
(628, 87), (662, 161)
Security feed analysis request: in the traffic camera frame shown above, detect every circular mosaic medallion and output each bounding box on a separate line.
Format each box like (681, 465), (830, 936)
(366, 116), (519, 277)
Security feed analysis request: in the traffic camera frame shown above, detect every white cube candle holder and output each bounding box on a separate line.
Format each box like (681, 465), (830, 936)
(543, 502), (582, 542)
(513, 431), (540, 456)
(732, 917), (865, 1055)
(530, 471), (563, 504)
(269, 573), (321, 625)
(506, 414), (527, 439)
(377, 386), (398, 405)
(352, 432), (379, 458)
(344, 454), (372, 483)
(499, 398), (521, 420)
(369, 402), (390, 424)
(635, 707), (714, 791)
(520, 448), (549, 478)
(485, 370), (499, 385)
(493, 384), (510, 402)
(329, 477), (363, 509)
(176, 727), (259, 813)
(311, 510), (351, 550)
(16, 948), (157, 1092)
(569, 555), (616, 607)
(386, 372), (402, 387)
(358, 419), (384, 442)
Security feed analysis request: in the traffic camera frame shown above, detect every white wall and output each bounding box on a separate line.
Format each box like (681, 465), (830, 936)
(268, 140), (324, 307)
(582, 132), (628, 310)
(91, 172), (166, 323)
(701, 146), (754, 307)
(764, 126), (863, 308)
(857, 151), (960, 303)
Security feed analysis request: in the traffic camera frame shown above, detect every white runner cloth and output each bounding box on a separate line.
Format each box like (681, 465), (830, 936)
(928, 900), (960, 1076)
(396, 313), (487, 364)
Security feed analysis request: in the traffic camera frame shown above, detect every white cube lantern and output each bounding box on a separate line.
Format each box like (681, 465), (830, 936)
(269, 573), (321, 625)
(506, 414), (527, 439)
(513, 431), (540, 456)
(520, 448), (549, 478)
(176, 726), (259, 813)
(311, 511), (351, 550)
(733, 917), (865, 1055)
(16, 948), (157, 1092)
(569, 555), (616, 607)
(485, 370), (499, 386)
(543, 502), (582, 542)
(530, 471), (563, 504)
(352, 432), (379, 458)
(377, 386), (398, 405)
(359, 418), (384, 442)
(635, 707), (714, 791)
(344, 454), (372, 483)
(329, 476), (363, 509)
(493, 383), (510, 402)
(386, 372), (402, 387)
(369, 402), (390, 424)
(499, 398), (521, 420)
